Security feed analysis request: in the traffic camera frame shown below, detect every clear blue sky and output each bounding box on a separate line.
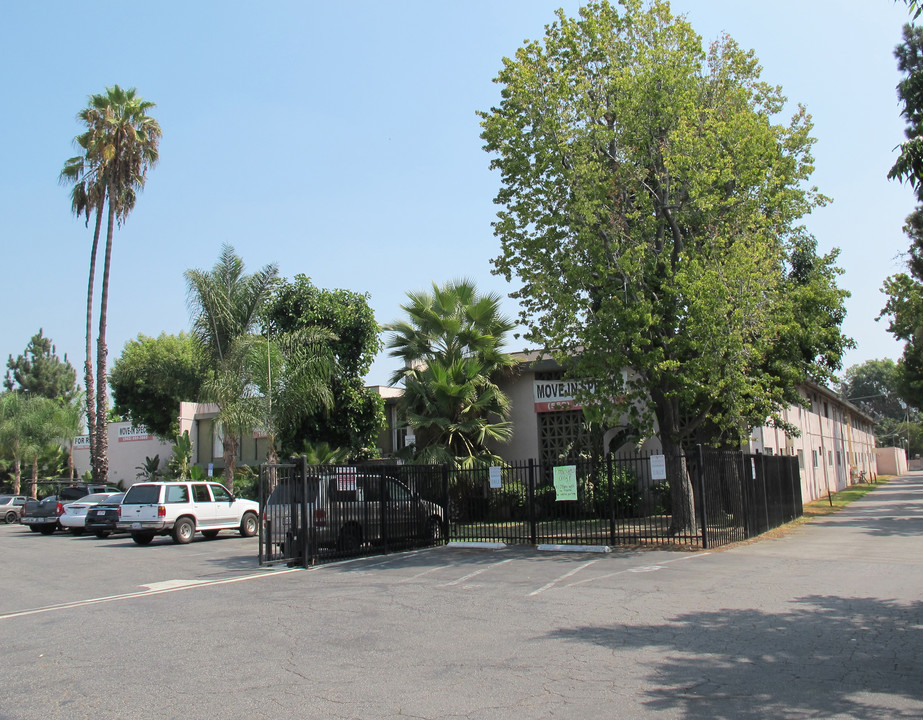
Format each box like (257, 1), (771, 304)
(0, 1), (915, 388)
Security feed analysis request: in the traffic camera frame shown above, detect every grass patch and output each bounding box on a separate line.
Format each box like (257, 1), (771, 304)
(802, 477), (893, 518)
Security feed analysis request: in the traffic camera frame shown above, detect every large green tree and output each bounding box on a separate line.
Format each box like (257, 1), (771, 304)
(384, 279), (515, 467)
(4, 330), (77, 402)
(480, 0), (848, 531)
(839, 358), (920, 455)
(262, 275), (384, 456)
(61, 85), (161, 484)
(185, 245), (278, 488)
(110, 332), (206, 439)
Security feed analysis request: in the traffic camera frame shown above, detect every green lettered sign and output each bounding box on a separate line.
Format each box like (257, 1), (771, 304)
(553, 465), (578, 501)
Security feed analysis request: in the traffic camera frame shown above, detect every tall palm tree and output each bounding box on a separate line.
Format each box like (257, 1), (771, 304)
(61, 85), (161, 483)
(185, 245), (278, 489)
(60, 149), (104, 474)
(385, 279), (517, 467)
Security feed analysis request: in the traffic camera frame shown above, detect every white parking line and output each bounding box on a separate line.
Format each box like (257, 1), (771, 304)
(562, 552), (713, 591)
(0, 568), (302, 621)
(528, 560), (601, 596)
(438, 558), (513, 587)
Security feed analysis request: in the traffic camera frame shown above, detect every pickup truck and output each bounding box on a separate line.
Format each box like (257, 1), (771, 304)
(21, 484), (121, 534)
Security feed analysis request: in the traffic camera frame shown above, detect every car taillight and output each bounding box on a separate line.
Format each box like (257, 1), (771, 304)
(157, 505), (166, 517)
(118, 506), (122, 518)
(313, 509), (327, 527)
(56, 503), (64, 516)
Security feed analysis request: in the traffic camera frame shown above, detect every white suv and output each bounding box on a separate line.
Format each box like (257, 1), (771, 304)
(117, 481), (260, 545)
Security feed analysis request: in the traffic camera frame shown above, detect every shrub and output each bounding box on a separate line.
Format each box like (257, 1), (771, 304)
(593, 469), (642, 519)
(651, 481), (672, 515)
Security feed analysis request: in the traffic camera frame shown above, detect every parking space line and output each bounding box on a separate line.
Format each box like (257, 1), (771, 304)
(398, 565), (450, 583)
(562, 552), (712, 590)
(0, 568), (302, 621)
(438, 558), (513, 587)
(528, 560), (600, 596)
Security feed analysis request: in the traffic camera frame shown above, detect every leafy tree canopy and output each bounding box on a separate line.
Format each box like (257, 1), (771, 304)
(480, 0), (850, 528)
(4, 330), (77, 402)
(262, 274), (384, 456)
(110, 332), (206, 439)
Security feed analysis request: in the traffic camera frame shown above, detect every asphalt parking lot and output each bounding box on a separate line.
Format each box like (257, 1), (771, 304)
(2, 476), (923, 720)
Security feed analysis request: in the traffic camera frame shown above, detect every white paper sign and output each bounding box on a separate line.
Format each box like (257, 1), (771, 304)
(650, 454), (667, 480)
(489, 466), (502, 489)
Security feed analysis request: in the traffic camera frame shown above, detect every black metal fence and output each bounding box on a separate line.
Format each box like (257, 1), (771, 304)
(259, 449), (802, 567)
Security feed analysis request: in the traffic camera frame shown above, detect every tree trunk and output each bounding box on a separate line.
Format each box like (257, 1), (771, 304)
(13, 459), (21, 495)
(95, 199), (116, 484)
(661, 435), (697, 536)
(30, 457), (38, 500)
(84, 207), (103, 481)
(223, 432), (239, 492)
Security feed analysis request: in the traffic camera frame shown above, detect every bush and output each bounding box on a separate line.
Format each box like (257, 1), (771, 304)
(593, 469), (642, 519)
(651, 481), (672, 515)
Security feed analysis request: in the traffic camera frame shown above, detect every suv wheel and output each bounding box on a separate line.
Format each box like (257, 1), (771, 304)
(172, 517), (196, 544)
(239, 512), (258, 537)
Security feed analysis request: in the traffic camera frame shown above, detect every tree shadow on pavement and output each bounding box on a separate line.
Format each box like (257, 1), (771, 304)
(545, 595), (923, 719)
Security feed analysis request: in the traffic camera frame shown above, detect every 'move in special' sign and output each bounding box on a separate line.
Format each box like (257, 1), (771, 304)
(533, 380), (596, 412)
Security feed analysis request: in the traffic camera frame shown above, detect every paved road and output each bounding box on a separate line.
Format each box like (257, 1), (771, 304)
(1, 475), (921, 719)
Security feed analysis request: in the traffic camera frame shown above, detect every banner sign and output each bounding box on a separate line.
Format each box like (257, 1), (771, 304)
(118, 426), (152, 443)
(533, 380), (596, 412)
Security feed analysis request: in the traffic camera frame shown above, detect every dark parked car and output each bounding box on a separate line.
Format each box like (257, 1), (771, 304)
(84, 493), (125, 538)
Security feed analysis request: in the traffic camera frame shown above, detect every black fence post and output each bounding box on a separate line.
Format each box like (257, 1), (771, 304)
(441, 463), (450, 543)
(607, 453), (616, 546)
(527, 459), (537, 545)
(695, 445), (709, 550)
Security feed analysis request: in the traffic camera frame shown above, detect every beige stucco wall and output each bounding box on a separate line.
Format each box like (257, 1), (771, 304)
(73, 422), (173, 489)
(876, 446), (908, 476)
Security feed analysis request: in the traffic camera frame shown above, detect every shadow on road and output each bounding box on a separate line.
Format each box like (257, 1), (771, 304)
(545, 594), (923, 719)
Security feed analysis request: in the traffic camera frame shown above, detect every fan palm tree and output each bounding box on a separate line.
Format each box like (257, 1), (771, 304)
(61, 85), (161, 483)
(185, 245), (278, 488)
(0, 392), (26, 494)
(385, 279), (517, 467)
(55, 392), (86, 481)
(247, 328), (337, 465)
(20, 395), (63, 499)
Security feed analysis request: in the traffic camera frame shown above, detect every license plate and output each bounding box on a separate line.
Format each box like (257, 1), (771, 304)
(132, 522), (142, 529)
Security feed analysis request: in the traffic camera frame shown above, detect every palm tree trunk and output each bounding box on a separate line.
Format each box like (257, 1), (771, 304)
(84, 207), (102, 481)
(95, 199), (116, 484)
(30, 457), (38, 500)
(13, 459), (21, 496)
(222, 432), (239, 492)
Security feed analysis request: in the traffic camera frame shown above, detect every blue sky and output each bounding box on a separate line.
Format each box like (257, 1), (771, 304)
(0, 1), (915, 388)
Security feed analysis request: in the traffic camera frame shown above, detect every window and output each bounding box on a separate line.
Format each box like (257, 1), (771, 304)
(797, 450), (805, 469)
(209, 484), (232, 502)
(812, 450), (818, 468)
(192, 484), (211, 503)
(165, 485), (189, 503)
(828, 450), (833, 465)
(836, 450), (842, 466)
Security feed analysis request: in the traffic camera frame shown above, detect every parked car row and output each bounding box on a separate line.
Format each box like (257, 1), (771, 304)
(0, 495), (28, 524)
(12, 481), (260, 545)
